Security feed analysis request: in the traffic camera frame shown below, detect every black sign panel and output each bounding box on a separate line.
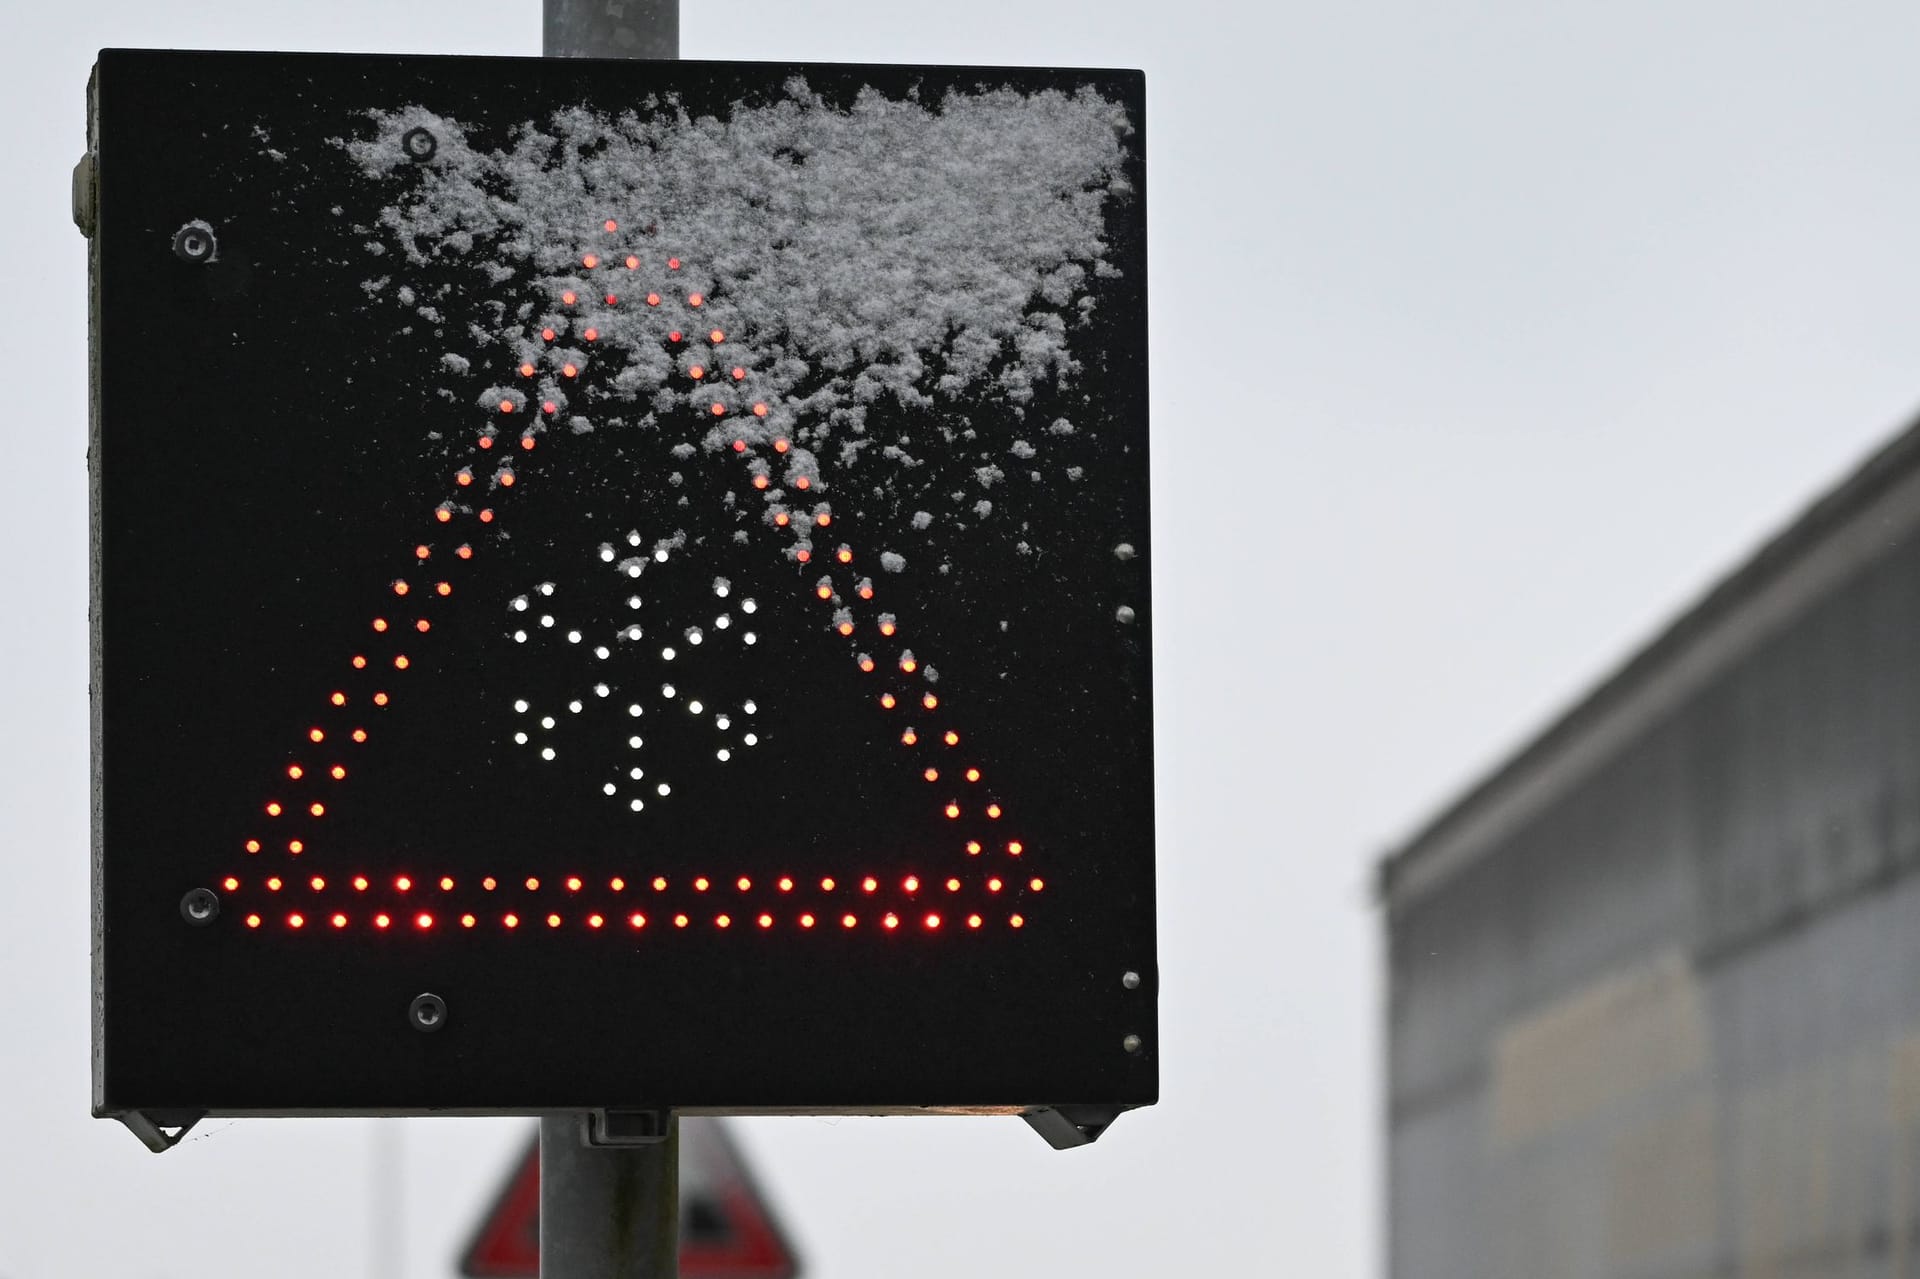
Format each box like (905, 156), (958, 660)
(90, 50), (1153, 1126)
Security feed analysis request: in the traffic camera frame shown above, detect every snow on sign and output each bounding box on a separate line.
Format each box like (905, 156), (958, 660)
(460, 1119), (797, 1278)
(88, 50), (1154, 1141)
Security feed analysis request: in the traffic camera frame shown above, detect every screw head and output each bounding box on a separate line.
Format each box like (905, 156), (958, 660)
(401, 127), (438, 162)
(408, 992), (447, 1033)
(179, 887), (220, 926)
(1122, 1033), (1144, 1056)
(1121, 970), (1142, 990)
(171, 223), (216, 264)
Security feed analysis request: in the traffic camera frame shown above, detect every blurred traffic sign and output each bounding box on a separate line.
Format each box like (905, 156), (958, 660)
(461, 1119), (797, 1277)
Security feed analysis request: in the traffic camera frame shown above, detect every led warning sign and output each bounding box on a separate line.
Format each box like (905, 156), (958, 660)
(87, 49), (1153, 1140)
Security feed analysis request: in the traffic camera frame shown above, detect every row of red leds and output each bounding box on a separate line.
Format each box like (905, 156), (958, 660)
(221, 871), (1044, 895)
(243, 909), (1028, 932)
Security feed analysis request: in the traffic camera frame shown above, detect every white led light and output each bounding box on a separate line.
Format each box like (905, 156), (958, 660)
(687, 630), (704, 645)
(567, 630), (582, 644)
(627, 565), (642, 578)
(713, 579), (730, 598)
(656, 783), (671, 797)
(625, 626), (642, 640)
(744, 733), (759, 746)
(514, 731), (529, 744)
(603, 782), (617, 796)
(628, 531), (642, 547)
(688, 700), (704, 715)
(661, 647), (676, 661)
(568, 700), (583, 713)
(512, 596), (529, 611)
(540, 615), (555, 628)
(742, 599), (758, 614)
(594, 684), (609, 697)
(715, 615), (731, 630)
(599, 545), (615, 562)
(513, 699), (529, 713)
(628, 595), (642, 609)
(628, 704), (643, 717)
(628, 735), (643, 749)
(594, 646), (610, 659)
(538, 583), (554, 596)
(629, 766), (644, 779)
(540, 716), (555, 729)
(541, 747), (556, 761)
(715, 715), (731, 730)
(662, 684), (676, 699)
(513, 630), (528, 643)
(653, 548), (669, 563)
(743, 632), (758, 646)
(630, 798), (645, 812)
(716, 748), (731, 761)
(744, 701), (758, 714)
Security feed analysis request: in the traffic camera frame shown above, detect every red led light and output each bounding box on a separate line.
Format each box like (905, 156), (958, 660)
(309, 875), (326, 891)
(583, 327), (599, 342)
(757, 914), (774, 929)
(519, 362), (536, 377)
(945, 803), (961, 819)
(815, 582), (831, 599)
(483, 877), (497, 891)
(688, 293), (704, 307)
(582, 254), (599, 269)
(879, 621), (897, 637)
(883, 913), (899, 931)
(967, 841), (983, 856)
(838, 622), (854, 636)
(778, 877), (794, 892)
(694, 877), (710, 892)
(542, 401), (557, 415)
(733, 439), (747, 452)
(413, 545), (431, 562)
(772, 438), (790, 454)
(988, 877), (1004, 892)
(987, 804), (1003, 819)
(669, 330), (682, 342)
(245, 914), (261, 929)
(287, 764), (304, 780)
(525, 877), (540, 891)
(414, 619), (429, 633)
(611, 877), (626, 891)
(393, 580), (410, 597)
(352, 729), (368, 742)
(456, 469), (473, 486)
(924, 913), (941, 930)
(566, 876), (583, 892)
(288, 840), (304, 855)
(629, 913), (647, 929)
(541, 327), (556, 341)
(504, 913), (520, 929)
(815, 512), (831, 527)
(900, 656), (917, 673)
(265, 802), (283, 817)
(288, 913), (305, 930)
(498, 471), (516, 488)
(352, 655), (368, 669)
(737, 876), (753, 892)
(966, 768), (981, 783)
(587, 914), (604, 929)
(435, 506), (453, 523)
(1010, 914), (1026, 929)
(667, 257), (681, 270)
(944, 731), (960, 747)
(904, 876), (921, 893)
(774, 512), (791, 527)
(245, 839), (261, 853)
(715, 914), (732, 929)
(858, 656), (875, 672)
(800, 913), (816, 929)
(922, 693), (939, 710)
(353, 876), (369, 891)
(372, 618), (388, 632)
(652, 877), (668, 891)
(901, 728), (918, 745)
(836, 547), (853, 564)
(946, 878), (962, 892)
(328, 690), (348, 707)
(396, 876), (412, 892)
(923, 768), (939, 782)
(795, 477), (811, 491)
(562, 363), (578, 378)
(862, 877), (879, 894)
(646, 292), (661, 306)
(753, 403), (768, 417)
(968, 914), (983, 929)
(222, 876), (240, 891)
(1029, 878), (1045, 892)
(841, 913), (857, 929)
(309, 727), (326, 743)
(606, 293), (620, 306)
(711, 403), (726, 416)
(1008, 841), (1024, 856)
(394, 655), (409, 670)
(820, 877), (837, 891)
(333, 913), (349, 929)
(439, 876), (455, 891)
(456, 544), (473, 559)
(689, 365), (705, 380)
(416, 912), (434, 930)
(880, 693), (896, 709)
(561, 290), (578, 305)
(674, 914), (689, 929)
(461, 914), (476, 929)
(752, 475), (769, 490)
(479, 509), (495, 523)
(547, 914), (562, 929)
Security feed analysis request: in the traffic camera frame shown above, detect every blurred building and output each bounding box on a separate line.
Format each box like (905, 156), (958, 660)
(1379, 424), (1920, 1279)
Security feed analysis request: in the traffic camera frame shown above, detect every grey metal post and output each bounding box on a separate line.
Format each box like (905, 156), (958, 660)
(540, 1114), (680, 1278)
(544, 0), (679, 58)
(539, 6), (680, 1274)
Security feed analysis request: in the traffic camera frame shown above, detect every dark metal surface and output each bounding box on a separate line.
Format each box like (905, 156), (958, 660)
(90, 49), (1154, 1124)
(541, 1114), (678, 1279)
(1383, 421), (1920, 1277)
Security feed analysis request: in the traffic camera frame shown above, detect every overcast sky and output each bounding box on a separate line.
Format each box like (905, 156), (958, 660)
(6, 2), (1920, 1276)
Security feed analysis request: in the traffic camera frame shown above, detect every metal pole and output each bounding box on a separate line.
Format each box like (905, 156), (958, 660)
(540, 1114), (681, 1279)
(538, 6), (680, 1274)
(543, 0), (679, 58)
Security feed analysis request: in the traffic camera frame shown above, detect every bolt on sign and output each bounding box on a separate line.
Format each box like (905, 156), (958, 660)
(86, 50), (1154, 1150)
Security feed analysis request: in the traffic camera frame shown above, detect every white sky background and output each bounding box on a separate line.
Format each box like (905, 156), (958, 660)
(3, 1), (1920, 1275)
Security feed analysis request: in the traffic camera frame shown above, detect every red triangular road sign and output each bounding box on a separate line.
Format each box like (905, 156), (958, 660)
(461, 1118), (800, 1277)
